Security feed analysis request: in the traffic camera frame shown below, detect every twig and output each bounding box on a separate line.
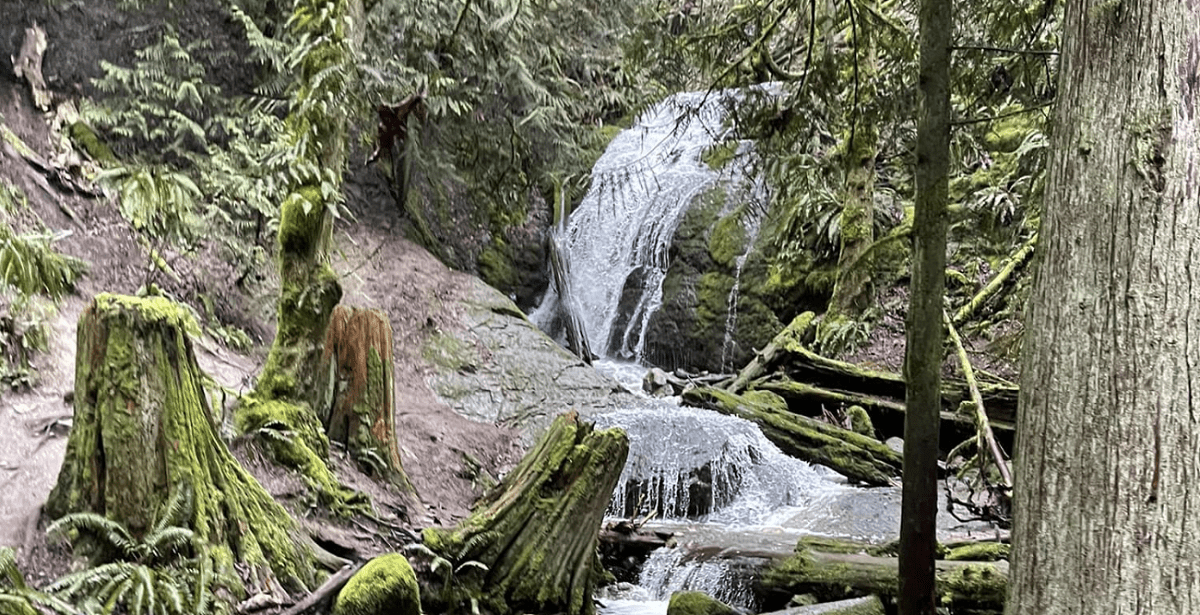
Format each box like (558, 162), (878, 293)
(951, 101), (1053, 126)
(943, 311), (1012, 489)
(951, 44), (1058, 56)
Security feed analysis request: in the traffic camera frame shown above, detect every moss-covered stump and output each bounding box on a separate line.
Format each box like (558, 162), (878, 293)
(333, 554), (420, 615)
(321, 306), (413, 490)
(667, 591), (737, 615)
(422, 413), (629, 615)
(47, 294), (320, 595)
(682, 386), (900, 485)
(762, 541), (1006, 613)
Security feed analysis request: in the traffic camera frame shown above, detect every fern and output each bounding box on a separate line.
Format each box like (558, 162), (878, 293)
(45, 485), (231, 615)
(0, 547), (75, 614)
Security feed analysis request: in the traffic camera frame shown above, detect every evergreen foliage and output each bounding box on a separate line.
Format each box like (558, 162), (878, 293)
(45, 486), (233, 615)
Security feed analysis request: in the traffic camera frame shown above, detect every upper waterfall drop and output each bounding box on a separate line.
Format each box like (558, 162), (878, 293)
(535, 89), (754, 362)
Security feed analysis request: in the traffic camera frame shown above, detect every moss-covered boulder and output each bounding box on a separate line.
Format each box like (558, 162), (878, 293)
(666, 591), (737, 615)
(333, 554), (421, 615)
(643, 186), (784, 372)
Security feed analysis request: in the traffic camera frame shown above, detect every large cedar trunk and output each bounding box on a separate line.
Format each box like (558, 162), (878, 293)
(1007, 3), (1200, 614)
(422, 413), (629, 615)
(321, 306), (413, 491)
(47, 295), (320, 595)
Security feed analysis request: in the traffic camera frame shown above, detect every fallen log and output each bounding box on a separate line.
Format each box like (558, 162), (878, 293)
(762, 539), (1007, 614)
(682, 386), (901, 486)
(728, 312), (816, 394)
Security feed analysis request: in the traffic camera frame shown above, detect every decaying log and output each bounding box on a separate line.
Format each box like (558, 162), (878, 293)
(762, 538), (1007, 614)
(47, 295), (323, 596)
(730, 336), (1018, 431)
(421, 413), (629, 615)
(682, 386), (901, 486)
(12, 23), (51, 110)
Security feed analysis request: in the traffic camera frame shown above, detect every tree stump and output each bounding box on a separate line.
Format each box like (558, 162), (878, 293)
(47, 294), (321, 595)
(422, 413), (629, 615)
(321, 306), (413, 491)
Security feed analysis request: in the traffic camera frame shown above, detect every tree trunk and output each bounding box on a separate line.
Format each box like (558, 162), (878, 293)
(422, 413), (629, 615)
(321, 306), (413, 491)
(47, 295), (320, 596)
(899, 0), (950, 611)
(1007, 3), (1200, 614)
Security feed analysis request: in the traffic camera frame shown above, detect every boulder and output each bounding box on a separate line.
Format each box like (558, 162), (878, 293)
(333, 554), (421, 615)
(667, 591), (738, 615)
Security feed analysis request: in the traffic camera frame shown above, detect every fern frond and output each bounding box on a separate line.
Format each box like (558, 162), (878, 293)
(47, 513), (137, 560)
(0, 547), (25, 590)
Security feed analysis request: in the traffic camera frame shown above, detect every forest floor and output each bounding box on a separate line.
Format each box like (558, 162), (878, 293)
(0, 76), (522, 587)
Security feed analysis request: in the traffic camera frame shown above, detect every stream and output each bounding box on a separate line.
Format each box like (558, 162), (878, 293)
(532, 91), (999, 613)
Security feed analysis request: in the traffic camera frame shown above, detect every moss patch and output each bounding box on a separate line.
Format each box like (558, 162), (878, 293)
(667, 591), (737, 615)
(334, 554), (421, 615)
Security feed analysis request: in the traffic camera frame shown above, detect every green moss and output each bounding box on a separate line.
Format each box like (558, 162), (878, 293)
(707, 207), (748, 268)
(334, 553), (421, 615)
(777, 311), (817, 352)
(938, 562), (1007, 607)
(68, 120), (117, 165)
(846, 405), (873, 437)
(700, 140), (738, 171)
(944, 541), (1009, 561)
(477, 243), (518, 293)
(278, 186), (326, 258)
(422, 331), (478, 372)
(667, 591), (737, 615)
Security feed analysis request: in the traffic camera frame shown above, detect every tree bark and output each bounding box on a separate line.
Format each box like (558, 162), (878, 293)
(899, 0), (950, 611)
(422, 413), (629, 615)
(47, 295), (321, 596)
(321, 306), (413, 492)
(1007, 3), (1200, 614)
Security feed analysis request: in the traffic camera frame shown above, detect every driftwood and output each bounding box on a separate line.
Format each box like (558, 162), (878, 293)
(682, 386), (901, 486)
(762, 538), (1007, 614)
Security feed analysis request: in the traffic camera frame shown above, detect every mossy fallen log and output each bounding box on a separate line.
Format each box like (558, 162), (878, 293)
(421, 413), (629, 615)
(762, 539), (1007, 614)
(47, 295), (324, 596)
(729, 318), (1018, 430)
(682, 386), (901, 485)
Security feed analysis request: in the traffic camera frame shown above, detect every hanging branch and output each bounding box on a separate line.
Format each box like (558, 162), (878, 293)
(943, 310), (1013, 489)
(952, 233), (1038, 326)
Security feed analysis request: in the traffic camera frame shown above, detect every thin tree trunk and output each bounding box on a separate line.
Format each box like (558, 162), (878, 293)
(48, 295), (321, 596)
(1007, 3), (1200, 613)
(898, 0), (950, 612)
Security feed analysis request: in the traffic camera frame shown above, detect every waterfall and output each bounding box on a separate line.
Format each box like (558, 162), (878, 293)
(593, 404), (838, 526)
(534, 89), (752, 361)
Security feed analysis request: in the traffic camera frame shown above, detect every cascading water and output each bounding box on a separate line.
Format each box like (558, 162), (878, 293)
(533, 89), (755, 361)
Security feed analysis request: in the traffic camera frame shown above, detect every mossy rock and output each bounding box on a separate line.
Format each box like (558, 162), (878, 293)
(708, 205), (748, 268)
(334, 554), (421, 615)
(846, 405), (873, 437)
(666, 591), (737, 615)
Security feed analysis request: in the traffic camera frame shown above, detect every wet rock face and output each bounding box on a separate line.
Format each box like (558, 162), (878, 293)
(606, 265), (649, 360)
(642, 187), (781, 374)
